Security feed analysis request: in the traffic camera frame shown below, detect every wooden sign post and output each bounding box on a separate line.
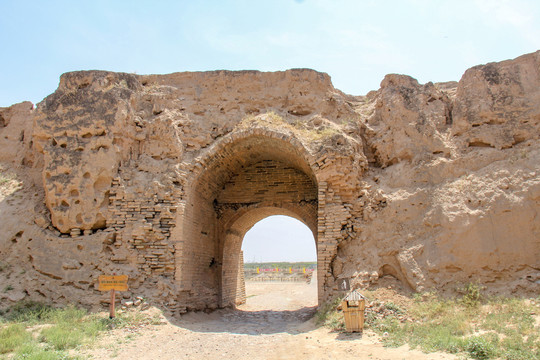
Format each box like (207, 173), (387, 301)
(98, 275), (128, 318)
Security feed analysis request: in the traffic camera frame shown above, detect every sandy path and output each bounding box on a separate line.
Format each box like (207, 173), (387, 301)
(84, 280), (457, 360)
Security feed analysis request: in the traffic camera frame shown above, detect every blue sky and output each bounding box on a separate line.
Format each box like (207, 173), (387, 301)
(1, 0), (539, 107)
(1, 0), (538, 262)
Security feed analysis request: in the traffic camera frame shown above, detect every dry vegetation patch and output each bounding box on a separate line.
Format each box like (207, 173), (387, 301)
(0, 301), (163, 360)
(238, 111), (344, 141)
(317, 285), (540, 360)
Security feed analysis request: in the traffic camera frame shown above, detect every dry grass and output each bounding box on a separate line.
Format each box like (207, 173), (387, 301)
(317, 285), (540, 360)
(238, 111), (343, 141)
(0, 302), (162, 360)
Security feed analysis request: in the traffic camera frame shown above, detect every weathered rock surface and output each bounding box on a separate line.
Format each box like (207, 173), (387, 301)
(0, 51), (538, 312)
(0, 101), (34, 166)
(453, 51), (540, 149)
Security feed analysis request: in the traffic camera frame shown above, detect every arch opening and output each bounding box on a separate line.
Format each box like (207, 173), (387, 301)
(238, 215), (317, 311)
(242, 215), (316, 264)
(173, 132), (319, 311)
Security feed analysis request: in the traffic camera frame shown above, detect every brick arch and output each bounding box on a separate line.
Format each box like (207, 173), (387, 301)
(184, 128), (319, 186)
(220, 206), (317, 307)
(172, 129), (321, 310)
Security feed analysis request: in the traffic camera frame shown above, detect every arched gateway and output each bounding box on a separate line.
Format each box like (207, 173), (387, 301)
(170, 129), (321, 310)
(2, 59), (536, 316)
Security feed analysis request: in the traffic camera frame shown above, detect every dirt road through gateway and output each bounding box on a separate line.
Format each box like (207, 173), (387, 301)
(84, 279), (457, 360)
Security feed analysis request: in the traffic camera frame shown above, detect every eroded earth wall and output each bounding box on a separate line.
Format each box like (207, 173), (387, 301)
(0, 51), (538, 312)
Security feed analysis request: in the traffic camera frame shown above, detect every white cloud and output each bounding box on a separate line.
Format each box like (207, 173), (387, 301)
(474, 0), (540, 47)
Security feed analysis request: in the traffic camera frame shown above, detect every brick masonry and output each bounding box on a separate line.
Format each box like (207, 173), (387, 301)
(96, 126), (358, 313)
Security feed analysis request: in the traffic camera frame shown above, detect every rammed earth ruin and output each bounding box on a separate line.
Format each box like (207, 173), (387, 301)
(0, 51), (539, 313)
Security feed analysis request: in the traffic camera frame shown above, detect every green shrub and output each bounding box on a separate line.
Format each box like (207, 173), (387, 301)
(365, 290), (540, 359)
(0, 301), (52, 323)
(459, 283), (483, 308)
(13, 343), (72, 360)
(44, 305), (86, 324)
(0, 303), (109, 358)
(499, 332), (540, 360)
(465, 336), (497, 360)
(378, 318), (406, 347)
(0, 324), (32, 354)
(39, 306), (105, 350)
(482, 298), (535, 338)
(410, 296), (456, 320)
(384, 301), (403, 314)
(40, 324), (85, 351)
(406, 321), (468, 353)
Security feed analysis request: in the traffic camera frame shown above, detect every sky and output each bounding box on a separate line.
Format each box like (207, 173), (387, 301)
(1, 0), (539, 107)
(242, 216), (316, 263)
(1, 0), (539, 262)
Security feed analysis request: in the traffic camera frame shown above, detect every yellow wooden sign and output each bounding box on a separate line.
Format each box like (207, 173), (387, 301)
(98, 275), (128, 291)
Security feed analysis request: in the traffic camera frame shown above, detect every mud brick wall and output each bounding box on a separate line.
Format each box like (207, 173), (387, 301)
(217, 160), (317, 204)
(1, 53), (538, 313)
(107, 176), (179, 277)
(236, 251), (246, 305)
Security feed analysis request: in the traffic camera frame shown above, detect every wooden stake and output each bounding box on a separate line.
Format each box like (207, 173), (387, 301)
(109, 289), (116, 319)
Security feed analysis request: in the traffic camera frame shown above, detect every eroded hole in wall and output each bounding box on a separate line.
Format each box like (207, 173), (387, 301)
(468, 140), (494, 148)
(93, 213), (106, 230)
(375, 264), (413, 293)
(11, 230), (24, 243)
(94, 145), (109, 151)
(94, 176), (110, 192)
(380, 264), (399, 279)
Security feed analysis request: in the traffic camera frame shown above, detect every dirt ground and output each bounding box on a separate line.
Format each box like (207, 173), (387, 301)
(83, 279), (457, 360)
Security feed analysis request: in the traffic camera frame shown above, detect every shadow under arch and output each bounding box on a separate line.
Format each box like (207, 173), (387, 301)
(172, 129), (320, 311)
